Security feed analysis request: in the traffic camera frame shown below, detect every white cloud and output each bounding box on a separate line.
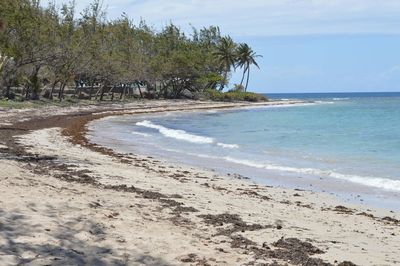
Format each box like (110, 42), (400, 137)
(49, 0), (400, 36)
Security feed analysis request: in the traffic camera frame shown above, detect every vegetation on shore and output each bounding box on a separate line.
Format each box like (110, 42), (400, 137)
(0, 98), (136, 109)
(0, 0), (263, 103)
(205, 89), (267, 102)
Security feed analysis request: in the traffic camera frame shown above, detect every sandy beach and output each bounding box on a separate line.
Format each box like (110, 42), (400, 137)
(0, 100), (399, 266)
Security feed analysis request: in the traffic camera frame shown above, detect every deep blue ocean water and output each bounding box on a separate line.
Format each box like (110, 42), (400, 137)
(89, 92), (400, 209)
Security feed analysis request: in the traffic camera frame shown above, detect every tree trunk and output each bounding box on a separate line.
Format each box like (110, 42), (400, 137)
(110, 86), (115, 101)
(119, 86), (126, 100)
(219, 71), (227, 91)
(162, 82), (168, 99)
(58, 82), (63, 100)
(94, 87), (101, 100)
(73, 82), (80, 98)
(4, 85), (10, 99)
(99, 83), (108, 101)
(49, 81), (57, 100)
(25, 85), (30, 99)
(245, 67), (250, 92)
(30, 66), (41, 100)
(130, 86), (133, 98)
(1, 76), (11, 99)
(240, 65), (248, 87)
(21, 86), (25, 99)
(89, 79), (95, 100)
(137, 83), (143, 99)
(58, 82), (66, 101)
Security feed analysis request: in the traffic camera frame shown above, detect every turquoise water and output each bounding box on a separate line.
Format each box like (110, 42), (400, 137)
(89, 93), (400, 209)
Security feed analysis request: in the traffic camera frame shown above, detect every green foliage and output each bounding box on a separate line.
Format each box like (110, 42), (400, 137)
(236, 43), (262, 91)
(205, 89), (267, 102)
(0, 0), (262, 101)
(213, 36), (237, 91)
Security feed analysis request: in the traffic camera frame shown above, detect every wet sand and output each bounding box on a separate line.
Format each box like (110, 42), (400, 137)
(0, 100), (399, 265)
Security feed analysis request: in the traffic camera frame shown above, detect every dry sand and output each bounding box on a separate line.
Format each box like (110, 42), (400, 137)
(0, 100), (399, 266)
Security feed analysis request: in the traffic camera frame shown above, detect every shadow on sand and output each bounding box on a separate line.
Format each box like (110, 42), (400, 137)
(0, 206), (171, 266)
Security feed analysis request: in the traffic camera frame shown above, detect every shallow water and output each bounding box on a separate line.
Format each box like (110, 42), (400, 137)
(88, 92), (400, 210)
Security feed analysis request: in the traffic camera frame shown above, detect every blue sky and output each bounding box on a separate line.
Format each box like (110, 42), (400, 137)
(51, 0), (400, 93)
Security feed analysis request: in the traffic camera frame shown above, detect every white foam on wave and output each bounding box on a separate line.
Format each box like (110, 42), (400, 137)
(240, 102), (315, 111)
(241, 100), (337, 111)
(223, 156), (400, 192)
(314, 100), (335, 104)
(136, 120), (238, 149)
(217, 143), (240, 149)
(136, 120), (213, 144)
(150, 147), (400, 192)
(224, 157), (266, 168)
(131, 131), (150, 137)
(332, 97), (350, 101)
(330, 172), (400, 192)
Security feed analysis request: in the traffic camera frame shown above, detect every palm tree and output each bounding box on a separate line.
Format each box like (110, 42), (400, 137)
(213, 36), (237, 91)
(236, 43), (262, 92)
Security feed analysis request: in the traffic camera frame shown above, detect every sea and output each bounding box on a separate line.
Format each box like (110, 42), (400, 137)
(88, 92), (400, 210)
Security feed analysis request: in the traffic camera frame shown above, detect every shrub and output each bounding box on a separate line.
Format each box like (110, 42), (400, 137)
(205, 89), (267, 102)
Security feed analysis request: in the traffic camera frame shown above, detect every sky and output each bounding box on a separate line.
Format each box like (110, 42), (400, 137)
(49, 0), (400, 93)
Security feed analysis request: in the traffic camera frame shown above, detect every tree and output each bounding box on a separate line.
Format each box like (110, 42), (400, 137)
(236, 43), (262, 92)
(0, 1), (258, 100)
(0, 0), (60, 99)
(213, 36), (237, 91)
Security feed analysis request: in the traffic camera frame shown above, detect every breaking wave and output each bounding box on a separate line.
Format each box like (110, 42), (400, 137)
(223, 157), (400, 192)
(136, 120), (238, 149)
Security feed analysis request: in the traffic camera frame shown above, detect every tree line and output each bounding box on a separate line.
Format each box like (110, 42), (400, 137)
(0, 0), (261, 101)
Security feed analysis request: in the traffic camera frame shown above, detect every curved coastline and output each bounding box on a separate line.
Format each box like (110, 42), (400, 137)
(88, 102), (400, 210)
(62, 100), (307, 149)
(1, 100), (399, 265)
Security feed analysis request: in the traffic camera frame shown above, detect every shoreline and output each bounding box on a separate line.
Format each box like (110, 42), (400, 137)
(88, 103), (400, 212)
(1, 100), (399, 265)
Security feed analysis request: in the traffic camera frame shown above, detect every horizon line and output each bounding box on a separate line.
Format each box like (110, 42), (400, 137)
(260, 91), (400, 94)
